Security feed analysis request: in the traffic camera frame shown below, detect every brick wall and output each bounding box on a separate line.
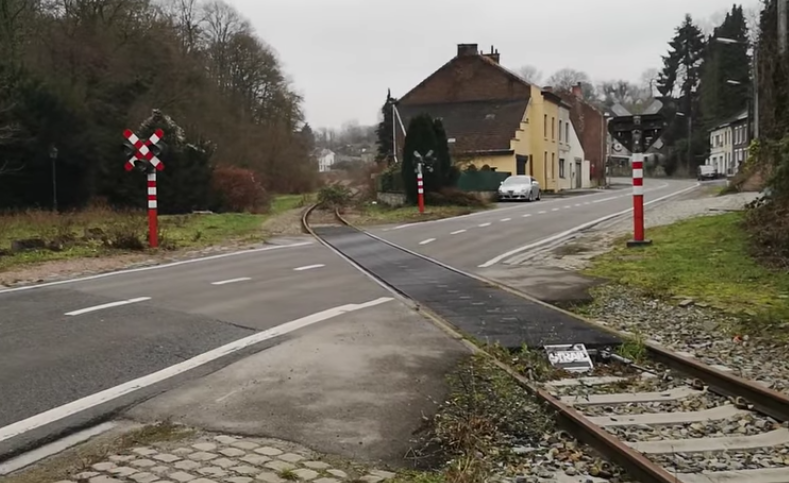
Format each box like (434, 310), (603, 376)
(399, 55), (531, 106)
(557, 91), (605, 185)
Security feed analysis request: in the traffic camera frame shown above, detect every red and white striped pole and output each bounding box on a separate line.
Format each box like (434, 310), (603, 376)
(627, 152), (651, 246)
(417, 162), (425, 214)
(147, 170), (159, 248)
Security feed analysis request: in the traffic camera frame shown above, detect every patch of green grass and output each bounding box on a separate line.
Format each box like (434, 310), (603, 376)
(0, 194), (307, 272)
(279, 469), (299, 480)
(271, 193), (314, 214)
(349, 203), (486, 226)
(584, 212), (789, 334)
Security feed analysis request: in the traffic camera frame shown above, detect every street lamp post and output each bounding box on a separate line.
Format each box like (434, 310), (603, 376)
(675, 112), (692, 174)
(603, 112), (611, 187)
(49, 146), (58, 212)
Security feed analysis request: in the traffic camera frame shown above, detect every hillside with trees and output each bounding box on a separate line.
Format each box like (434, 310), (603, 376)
(0, 0), (317, 213)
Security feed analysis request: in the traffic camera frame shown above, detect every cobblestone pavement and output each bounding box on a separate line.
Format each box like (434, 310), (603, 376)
(52, 433), (395, 483)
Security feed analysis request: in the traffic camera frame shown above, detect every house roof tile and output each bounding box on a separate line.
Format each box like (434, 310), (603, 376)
(396, 99), (527, 153)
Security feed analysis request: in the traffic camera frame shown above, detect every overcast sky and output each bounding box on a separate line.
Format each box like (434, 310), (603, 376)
(226, 0), (760, 129)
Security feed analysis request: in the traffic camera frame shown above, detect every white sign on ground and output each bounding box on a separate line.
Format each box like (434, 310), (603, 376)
(544, 343), (594, 373)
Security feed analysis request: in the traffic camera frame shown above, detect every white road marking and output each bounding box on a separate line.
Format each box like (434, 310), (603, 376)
(574, 204), (582, 207)
(563, 206), (571, 209)
(65, 297), (151, 316)
(211, 277), (251, 285)
(478, 183), (701, 268)
(0, 242), (313, 295)
(551, 208), (560, 211)
(478, 222), (491, 227)
(593, 196), (619, 203)
(538, 211), (547, 214)
(451, 230), (467, 235)
(583, 202), (591, 205)
(419, 238), (436, 245)
(294, 264), (325, 271)
(522, 214), (532, 218)
(0, 297), (393, 444)
(500, 218), (512, 222)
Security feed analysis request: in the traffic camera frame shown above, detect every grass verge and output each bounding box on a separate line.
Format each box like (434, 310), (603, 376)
(584, 212), (789, 338)
(345, 204), (486, 226)
(4, 422), (192, 483)
(0, 194), (313, 272)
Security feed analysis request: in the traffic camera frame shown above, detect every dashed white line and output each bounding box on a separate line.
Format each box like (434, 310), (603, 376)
(1, 297), (393, 444)
(479, 222), (492, 227)
(593, 196), (619, 203)
(451, 229), (467, 235)
(65, 297), (151, 316)
(563, 205), (571, 209)
(500, 218), (512, 222)
(522, 214), (532, 218)
(538, 211), (547, 214)
(211, 277), (251, 285)
(419, 238), (436, 245)
(551, 208), (560, 211)
(294, 264), (325, 271)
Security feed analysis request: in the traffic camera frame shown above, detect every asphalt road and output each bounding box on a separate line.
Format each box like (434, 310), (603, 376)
(0, 239), (453, 462)
(0, 177), (699, 465)
(370, 178), (699, 271)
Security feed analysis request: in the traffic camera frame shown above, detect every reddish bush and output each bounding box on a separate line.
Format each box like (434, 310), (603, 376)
(210, 166), (271, 213)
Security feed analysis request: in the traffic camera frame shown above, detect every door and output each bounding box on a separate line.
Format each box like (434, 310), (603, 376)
(575, 161), (582, 188)
(516, 155), (528, 176)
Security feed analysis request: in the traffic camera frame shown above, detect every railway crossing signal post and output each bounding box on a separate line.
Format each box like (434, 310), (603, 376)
(412, 150), (435, 214)
(123, 129), (166, 248)
(607, 113), (666, 247)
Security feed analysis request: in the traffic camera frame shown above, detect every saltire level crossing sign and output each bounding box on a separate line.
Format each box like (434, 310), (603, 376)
(123, 128), (165, 171)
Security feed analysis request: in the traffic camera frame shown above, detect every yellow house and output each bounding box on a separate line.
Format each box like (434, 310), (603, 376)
(394, 43), (563, 191)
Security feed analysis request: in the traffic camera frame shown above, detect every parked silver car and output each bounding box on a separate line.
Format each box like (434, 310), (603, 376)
(498, 175), (541, 201)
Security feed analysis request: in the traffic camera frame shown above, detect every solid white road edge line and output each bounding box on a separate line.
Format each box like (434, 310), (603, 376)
(0, 242), (313, 295)
(387, 184), (669, 231)
(478, 183), (701, 268)
(65, 297), (151, 316)
(0, 297), (393, 443)
(293, 264), (325, 271)
(211, 277), (252, 285)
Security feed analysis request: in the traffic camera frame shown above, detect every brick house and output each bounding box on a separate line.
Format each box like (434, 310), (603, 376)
(394, 43), (576, 192)
(551, 85), (606, 186)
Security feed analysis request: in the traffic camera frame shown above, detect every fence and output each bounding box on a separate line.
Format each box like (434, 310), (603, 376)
(456, 171), (511, 192)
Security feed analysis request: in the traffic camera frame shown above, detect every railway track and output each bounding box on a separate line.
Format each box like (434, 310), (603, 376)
(302, 204), (789, 483)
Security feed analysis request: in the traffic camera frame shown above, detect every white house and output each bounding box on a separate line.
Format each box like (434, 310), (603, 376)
(707, 121), (733, 175)
(558, 104), (589, 190)
(317, 148), (335, 172)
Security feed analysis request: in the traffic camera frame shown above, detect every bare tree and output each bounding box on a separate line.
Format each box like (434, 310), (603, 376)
(516, 64), (543, 84)
(546, 68), (591, 90)
(640, 68), (659, 96)
(744, 4), (760, 45)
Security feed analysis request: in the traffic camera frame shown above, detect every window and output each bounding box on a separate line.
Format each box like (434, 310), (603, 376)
(551, 117), (555, 139)
(559, 120), (563, 141)
(552, 153), (556, 178)
(543, 115), (547, 137)
(566, 123), (569, 142)
(559, 158), (566, 178)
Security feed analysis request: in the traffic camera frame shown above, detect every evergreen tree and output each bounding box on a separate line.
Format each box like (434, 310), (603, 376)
(375, 90), (397, 165)
(699, 5), (751, 126)
(657, 14), (706, 171)
(432, 118), (458, 188)
(402, 114), (438, 204)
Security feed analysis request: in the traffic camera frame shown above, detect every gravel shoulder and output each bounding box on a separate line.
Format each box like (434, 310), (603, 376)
(518, 188), (789, 396)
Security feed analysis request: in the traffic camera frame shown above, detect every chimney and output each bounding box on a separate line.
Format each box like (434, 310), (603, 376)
(571, 82), (583, 98)
(457, 43), (479, 57)
(483, 45), (500, 64)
